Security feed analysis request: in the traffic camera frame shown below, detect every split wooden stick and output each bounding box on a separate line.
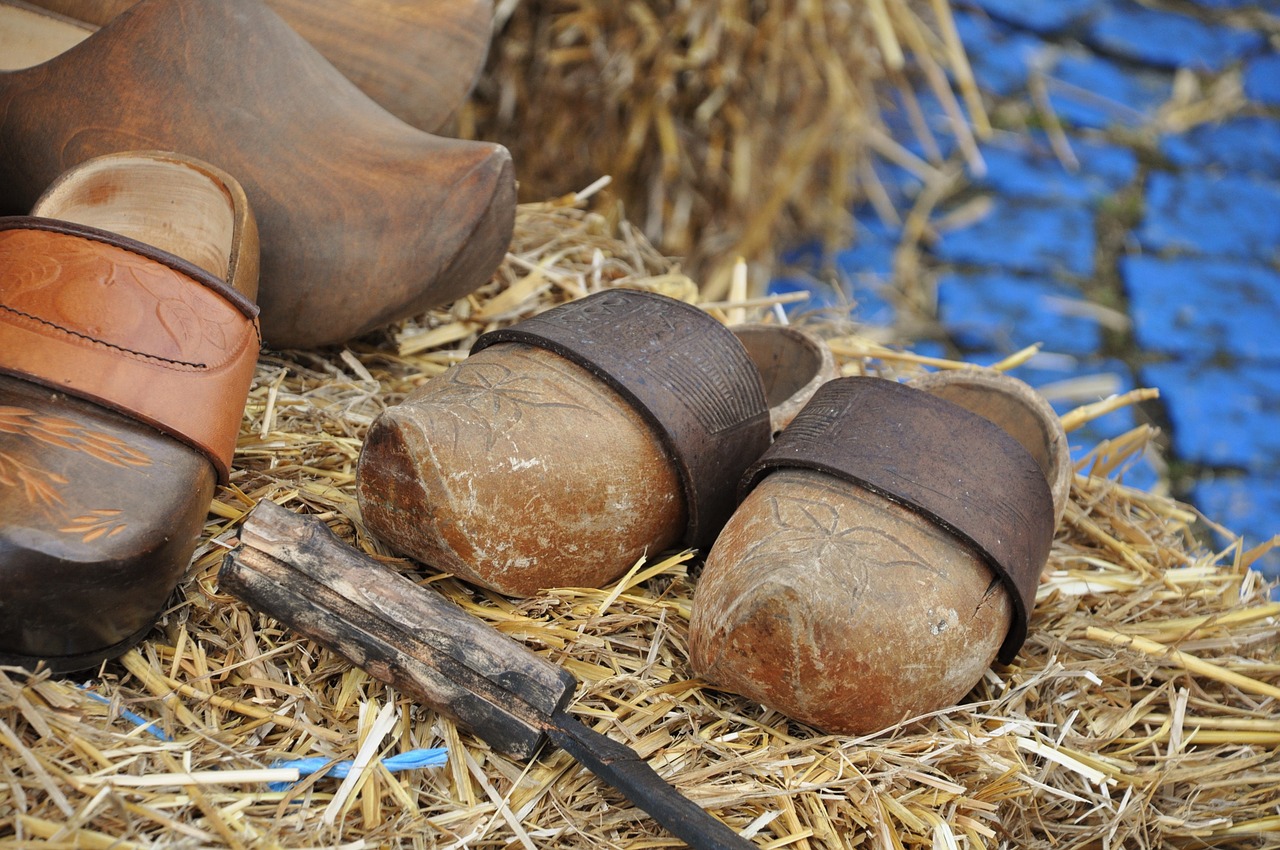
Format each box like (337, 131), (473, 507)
(219, 499), (754, 850)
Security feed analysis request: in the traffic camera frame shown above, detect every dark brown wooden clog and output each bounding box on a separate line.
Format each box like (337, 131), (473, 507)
(356, 290), (774, 597)
(689, 369), (1070, 734)
(0, 151), (259, 673)
(0, 0), (514, 348)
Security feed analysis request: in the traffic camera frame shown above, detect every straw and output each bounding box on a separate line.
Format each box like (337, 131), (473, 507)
(1, 195), (1276, 848)
(465, 0), (981, 298)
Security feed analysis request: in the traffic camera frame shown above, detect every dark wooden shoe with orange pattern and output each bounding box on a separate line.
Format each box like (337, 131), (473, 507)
(0, 151), (259, 673)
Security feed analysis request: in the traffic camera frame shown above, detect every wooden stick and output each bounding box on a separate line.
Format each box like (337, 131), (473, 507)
(219, 500), (755, 849)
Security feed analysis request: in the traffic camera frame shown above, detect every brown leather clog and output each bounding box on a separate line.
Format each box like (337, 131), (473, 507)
(0, 151), (259, 673)
(0, 0), (514, 349)
(356, 290), (775, 597)
(13, 0), (494, 132)
(689, 369), (1070, 734)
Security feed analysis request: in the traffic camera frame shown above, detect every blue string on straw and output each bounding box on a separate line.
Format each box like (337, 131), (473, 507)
(79, 687), (171, 741)
(77, 685), (448, 790)
(268, 748), (449, 791)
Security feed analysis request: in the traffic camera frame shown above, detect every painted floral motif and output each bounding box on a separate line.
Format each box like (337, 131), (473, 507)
(0, 405), (151, 525)
(0, 448), (68, 508)
(59, 509), (129, 543)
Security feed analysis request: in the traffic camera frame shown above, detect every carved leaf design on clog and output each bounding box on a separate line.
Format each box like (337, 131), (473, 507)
(0, 237), (62, 299)
(123, 253), (241, 357)
(429, 361), (591, 450)
(4, 231), (148, 345)
(731, 490), (949, 621)
(119, 251), (239, 360)
(156, 296), (204, 355)
(1, 230), (242, 366)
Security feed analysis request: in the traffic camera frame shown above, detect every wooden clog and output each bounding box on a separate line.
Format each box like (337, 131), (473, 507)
(0, 0), (514, 349)
(356, 290), (773, 597)
(688, 369), (1070, 734)
(13, 0), (494, 132)
(0, 151), (259, 673)
(731, 324), (839, 435)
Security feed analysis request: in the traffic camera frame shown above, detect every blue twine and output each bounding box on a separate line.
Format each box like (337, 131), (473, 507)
(76, 685), (447, 789)
(79, 687), (171, 741)
(269, 748), (448, 791)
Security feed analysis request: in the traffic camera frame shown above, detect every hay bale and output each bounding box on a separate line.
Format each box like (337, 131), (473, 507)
(2, 196), (1277, 847)
(465, 0), (986, 297)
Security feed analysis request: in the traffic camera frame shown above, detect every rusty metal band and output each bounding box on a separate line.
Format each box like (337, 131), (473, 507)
(472, 289), (771, 549)
(741, 376), (1054, 662)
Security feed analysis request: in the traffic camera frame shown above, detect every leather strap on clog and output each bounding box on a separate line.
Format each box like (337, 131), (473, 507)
(473, 289), (771, 549)
(0, 218), (260, 484)
(742, 377), (1055, 663)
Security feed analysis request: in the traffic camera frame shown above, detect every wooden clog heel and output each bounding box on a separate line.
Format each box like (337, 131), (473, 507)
(0, 151), (259, 673)
(731, 324), (838, 435)
(356, 289), (773, 596)
(689, 370), (1070, 734)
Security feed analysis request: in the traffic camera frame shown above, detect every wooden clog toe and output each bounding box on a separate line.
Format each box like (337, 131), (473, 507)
(356, 290), (773, 597)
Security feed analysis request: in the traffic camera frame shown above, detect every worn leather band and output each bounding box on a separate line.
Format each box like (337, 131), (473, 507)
(0, 218), (260, 483)
(472, 290), (771, 548)
(742, 377), (1054, 662)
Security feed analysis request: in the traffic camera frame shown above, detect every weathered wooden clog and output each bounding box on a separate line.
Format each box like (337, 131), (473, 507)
(0, 0), (514, 348)
(13, 0), (494, 132)
(689, 369), (1070, 734)
(0, 151), (259, 673)
(731, 324), (839, 435)
(356, 290), (773, 597)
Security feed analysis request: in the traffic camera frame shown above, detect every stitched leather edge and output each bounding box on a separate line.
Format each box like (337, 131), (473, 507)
(0, 219), (260, 483)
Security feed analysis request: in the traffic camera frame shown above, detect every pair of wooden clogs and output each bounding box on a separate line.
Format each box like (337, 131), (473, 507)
(355, 290), (1072, 735)
(0, 0), (511, 672)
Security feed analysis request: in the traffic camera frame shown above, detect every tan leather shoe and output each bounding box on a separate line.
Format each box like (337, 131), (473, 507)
(0, 0), (514, 348)
(13, 0), (494, 132)
(0, 151), (259, 673)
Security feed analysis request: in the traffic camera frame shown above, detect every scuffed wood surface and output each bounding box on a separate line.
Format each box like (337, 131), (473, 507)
(220, 499), (575, 759)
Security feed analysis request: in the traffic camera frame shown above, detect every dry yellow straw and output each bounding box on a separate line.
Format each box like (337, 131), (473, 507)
(4, 198), (1278, 848)
(16, 815), (148, 850)
(121, 649), (345, 743)
(1086, 627), (1280, 701)
(1060, 388), (1160, 432)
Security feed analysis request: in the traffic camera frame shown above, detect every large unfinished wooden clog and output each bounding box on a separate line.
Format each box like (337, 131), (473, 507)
(357, 290), (775, 596)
